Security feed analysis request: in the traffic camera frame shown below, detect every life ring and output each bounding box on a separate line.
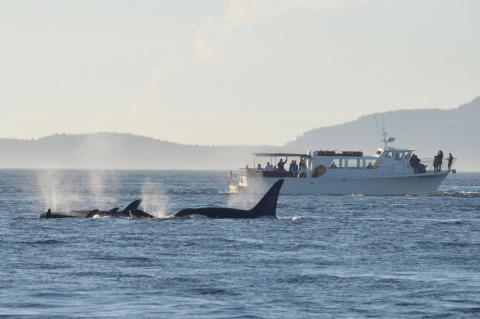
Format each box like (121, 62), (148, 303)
(312, 165), (326, 177)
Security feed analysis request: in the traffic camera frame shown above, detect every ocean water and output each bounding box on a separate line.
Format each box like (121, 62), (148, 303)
(0, 170), (479, 318)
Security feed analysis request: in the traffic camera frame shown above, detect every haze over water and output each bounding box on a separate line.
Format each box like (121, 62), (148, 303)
(1, 170), (479, 318)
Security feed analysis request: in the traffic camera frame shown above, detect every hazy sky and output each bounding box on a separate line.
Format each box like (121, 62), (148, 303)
(1, 0), (479, 145)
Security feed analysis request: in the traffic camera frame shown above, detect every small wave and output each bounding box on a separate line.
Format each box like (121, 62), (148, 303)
(153, 214), (176, 220)
(22, 239), (65, 245)
(430, 191), (480, 198)
(190, 287), (235, 296)
(184, 214), (208, 219)
(109, 256), (153, 263)
(291, 216), (304, 222)
(278, 274), (319, 284)
(89, 214), (110, 219)
(450, 307), (480, 315)
(441, 241), (480, 247)
(416, 241), (480, 248)
(30, 291), (81, 298)
(433, 219), (464, 225)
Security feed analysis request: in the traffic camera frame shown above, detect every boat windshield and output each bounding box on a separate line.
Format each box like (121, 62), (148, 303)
(382, 150), (413, 161)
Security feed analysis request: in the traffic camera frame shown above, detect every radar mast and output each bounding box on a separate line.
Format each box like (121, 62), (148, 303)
(380, 121), (395, 149)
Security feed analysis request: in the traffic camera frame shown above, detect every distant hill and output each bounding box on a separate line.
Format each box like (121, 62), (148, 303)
(0, 133), (280, 169)
(287, 96), (480, 171)
(0, 96), (478, 171)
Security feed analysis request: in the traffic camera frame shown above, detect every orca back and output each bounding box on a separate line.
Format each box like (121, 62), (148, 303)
(131, 210), (154, 218)
(86, 209), (100, 218)
(250, 179), (284, 217)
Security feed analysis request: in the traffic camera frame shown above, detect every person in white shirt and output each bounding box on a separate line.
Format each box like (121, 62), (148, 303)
(265, 162), (274, 171)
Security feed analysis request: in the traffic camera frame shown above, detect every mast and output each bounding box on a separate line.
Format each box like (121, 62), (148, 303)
(380, 120), (395, 149)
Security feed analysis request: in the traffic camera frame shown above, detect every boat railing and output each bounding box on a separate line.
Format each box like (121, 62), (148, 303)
(413, 157), (456, 173)
(237, 167), (299, 178)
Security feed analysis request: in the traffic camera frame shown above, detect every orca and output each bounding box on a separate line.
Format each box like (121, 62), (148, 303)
(86, 199), (154, 219)
(41, 208), (78, 218)
(40, 208), (99, 219)
(40, 200), (152, 219)
(175, 179), (284, 219)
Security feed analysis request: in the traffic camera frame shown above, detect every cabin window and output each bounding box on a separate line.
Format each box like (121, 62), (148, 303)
(329, 159), (341, 169)
(384, 151), (394, 159)
(347, 159), (361, 168)
(365, 159), (378, 169)
(395, 151), (411, 161)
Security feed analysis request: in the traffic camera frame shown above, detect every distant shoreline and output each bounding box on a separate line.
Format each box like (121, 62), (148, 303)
(1, 97), (479, 171)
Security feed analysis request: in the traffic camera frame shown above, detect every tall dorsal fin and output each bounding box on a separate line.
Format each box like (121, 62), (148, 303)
(250, 179), (284, 216)
(122, 199), (142, 213)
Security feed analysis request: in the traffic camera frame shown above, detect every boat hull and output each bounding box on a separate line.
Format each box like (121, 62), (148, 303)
(234, 172), (449, 195)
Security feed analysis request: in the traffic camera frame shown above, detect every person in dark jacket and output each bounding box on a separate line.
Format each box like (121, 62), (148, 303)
(410, 154), (420, 173)
(437, 150), (444, 172)
(448, 153), (454, 171)
(277, 157), (288, 171)
(433, 155), (439, 172)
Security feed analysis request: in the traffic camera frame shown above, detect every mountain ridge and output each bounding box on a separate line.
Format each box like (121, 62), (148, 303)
(1, 96), (479, 170)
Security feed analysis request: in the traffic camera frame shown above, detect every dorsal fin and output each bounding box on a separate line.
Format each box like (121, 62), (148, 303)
(86, 209), (99, 218)
(122, 199), (142, 213)
(109, 207), (119, 213)
(250, 179), (284, 216)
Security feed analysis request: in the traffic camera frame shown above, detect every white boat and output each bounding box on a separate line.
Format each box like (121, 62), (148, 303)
(228, 136), (456, 195)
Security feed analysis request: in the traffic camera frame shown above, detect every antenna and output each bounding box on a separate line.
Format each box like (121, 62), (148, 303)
(379, 113), (395, 149)
(374, 112), (394, 149)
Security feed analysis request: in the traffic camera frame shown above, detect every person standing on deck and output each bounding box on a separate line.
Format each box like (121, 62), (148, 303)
(433, 154), (439, 172)
(292, 160), (299, 177)
(299, 160), (307, 177)
(288, 160), (295, 173)
(448, 153), (454, 171)
(438, 150), (444, 171)
(265, 162), (274, 171)
(277, 157), (288, 171)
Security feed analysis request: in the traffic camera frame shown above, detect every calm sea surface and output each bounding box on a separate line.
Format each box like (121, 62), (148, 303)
(0, 170), (479, 318)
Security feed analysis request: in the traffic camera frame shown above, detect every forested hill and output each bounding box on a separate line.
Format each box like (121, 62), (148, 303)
(287, 96), (480, 171)
(0, 133), (279, 169)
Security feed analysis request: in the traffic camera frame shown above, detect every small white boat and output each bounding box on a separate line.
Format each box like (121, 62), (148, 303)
(229, 136), (456, 195)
